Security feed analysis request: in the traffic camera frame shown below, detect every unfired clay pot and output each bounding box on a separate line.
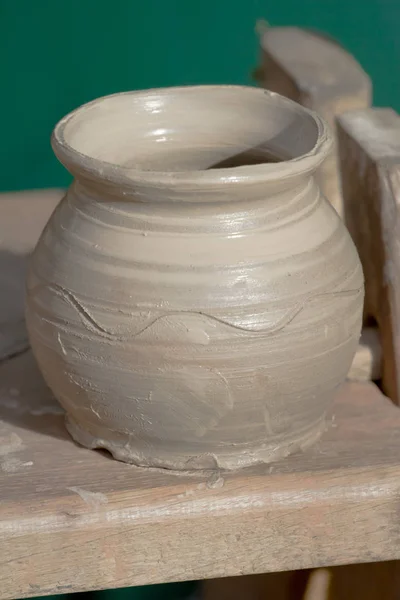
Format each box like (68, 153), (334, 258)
(26, 86), (364, 470)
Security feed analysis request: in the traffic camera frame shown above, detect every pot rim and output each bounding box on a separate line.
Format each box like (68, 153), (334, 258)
(52, 85), (332, 197)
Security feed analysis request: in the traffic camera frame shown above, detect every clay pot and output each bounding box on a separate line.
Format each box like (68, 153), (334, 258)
(26, 86), (364, 470)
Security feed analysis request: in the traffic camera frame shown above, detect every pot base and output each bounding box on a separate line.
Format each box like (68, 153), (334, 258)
(65, 415), (327, 472)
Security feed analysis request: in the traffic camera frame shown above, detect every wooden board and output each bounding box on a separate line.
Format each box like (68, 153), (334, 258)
(1, 352), (400, 598)
(0, 189), (63, 360)
(254, 26), (371, 218)
(337, 109), (400, 403)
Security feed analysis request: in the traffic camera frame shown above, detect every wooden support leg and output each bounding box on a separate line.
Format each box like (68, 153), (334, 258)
(203, 562), (400, 600)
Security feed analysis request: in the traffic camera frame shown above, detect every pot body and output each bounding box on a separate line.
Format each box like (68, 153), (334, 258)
(26, 87), (364, 470)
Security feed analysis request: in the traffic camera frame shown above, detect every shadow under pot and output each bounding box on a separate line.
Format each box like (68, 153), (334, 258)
(25, 85), (364, 470)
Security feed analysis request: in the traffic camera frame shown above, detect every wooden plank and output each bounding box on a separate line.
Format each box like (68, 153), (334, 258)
(337, 109), (400, 403)
(1, 351), (400, 598)
(255, 26), (371, 218)
(0, 189), (63, 360)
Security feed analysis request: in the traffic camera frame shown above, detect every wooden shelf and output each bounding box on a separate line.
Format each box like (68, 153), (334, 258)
(1, 350), (400, 598)
(1, 190), (400, 599)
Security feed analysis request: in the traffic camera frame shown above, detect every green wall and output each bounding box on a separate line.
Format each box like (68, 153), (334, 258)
(1, 0), (399, 192)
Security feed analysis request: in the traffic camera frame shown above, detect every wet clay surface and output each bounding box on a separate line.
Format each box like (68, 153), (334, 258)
(25, 86), (364, 470)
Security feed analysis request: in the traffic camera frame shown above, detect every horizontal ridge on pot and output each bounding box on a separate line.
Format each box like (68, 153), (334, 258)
(26, 85), (364, 470)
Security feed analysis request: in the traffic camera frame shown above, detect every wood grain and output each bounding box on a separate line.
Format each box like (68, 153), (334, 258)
(255, 26), (371, 218)
(337, 109), (400, 403)
(1, 350), (400, 598)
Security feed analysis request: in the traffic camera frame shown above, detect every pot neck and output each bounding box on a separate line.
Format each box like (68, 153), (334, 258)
(70, 175), (318, 241)
(73, 170), (313, 205)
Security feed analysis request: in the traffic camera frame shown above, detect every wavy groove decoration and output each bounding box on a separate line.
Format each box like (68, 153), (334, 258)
(30, 283), (363, 340)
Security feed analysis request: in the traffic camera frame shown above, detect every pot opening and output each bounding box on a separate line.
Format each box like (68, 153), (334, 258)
(53, 86), (331, 192)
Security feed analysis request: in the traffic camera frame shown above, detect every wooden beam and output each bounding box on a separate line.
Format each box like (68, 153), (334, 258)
(255, 26), (371, 218)
(337, 109), (400, 403)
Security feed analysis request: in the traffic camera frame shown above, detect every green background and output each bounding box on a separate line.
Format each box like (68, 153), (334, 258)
(1, 0), (399, 598)
(1, 0), (399, 193)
